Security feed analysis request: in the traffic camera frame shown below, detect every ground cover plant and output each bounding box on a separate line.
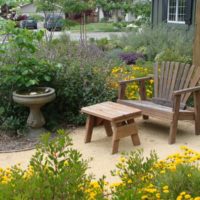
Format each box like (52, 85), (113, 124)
(0, 131), (200, 199)
(110, 24), (193, 63)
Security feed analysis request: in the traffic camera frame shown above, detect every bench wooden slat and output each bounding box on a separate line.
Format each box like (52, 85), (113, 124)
(162, 61), (170, 98)
(174, 63), (186, 91)
(81, 102), (141, 121)
(181, 65), (195, 102)
(165, 62), (174, 100)
(158, 62), (165, 98)
(154, 62), (159, 97)
(183, 65), (200, 103)
(179, 64), (191, 90)
(169, 62), (179, 99)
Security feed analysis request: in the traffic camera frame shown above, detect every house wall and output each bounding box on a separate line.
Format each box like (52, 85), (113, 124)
(19, 3), (65, 18)
(152, 0), (196, 30)
(19, 4), (40, 16)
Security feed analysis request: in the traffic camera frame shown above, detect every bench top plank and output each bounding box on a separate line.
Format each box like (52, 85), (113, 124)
(81, 101), (141, 122)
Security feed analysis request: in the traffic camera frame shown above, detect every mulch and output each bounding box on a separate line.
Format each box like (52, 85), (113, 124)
(0, 131), (38, 153)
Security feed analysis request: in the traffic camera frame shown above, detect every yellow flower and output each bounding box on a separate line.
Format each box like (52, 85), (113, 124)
(163, 189), (169, 193)
(149, 79), (154, 84)
(185, 194), (191, 199)
(156, 193), (161, 199)
(177, 195), (182, 200)
(162, 185), (168, 190)
(141, 195), (148, 199)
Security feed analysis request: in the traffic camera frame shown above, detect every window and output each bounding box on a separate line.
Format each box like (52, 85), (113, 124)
(167, 0), (186, 24)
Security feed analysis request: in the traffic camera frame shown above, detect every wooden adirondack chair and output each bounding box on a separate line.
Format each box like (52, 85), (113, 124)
(117, 62), (200, 144)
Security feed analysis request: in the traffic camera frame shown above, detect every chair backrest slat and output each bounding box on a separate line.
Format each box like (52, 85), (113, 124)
(154, 62), (159, 98)
(179, 64), (191, 90)
(174, 63), (186, 91)
(154, 62), (200, 107)
(182, 65), (200, 103)
(181, 65), (195, 102)
(168, 62), (179, 99)
(166, 62), (175, 99)
(161, 62), (170, 98)
(158, 62), (165, 98)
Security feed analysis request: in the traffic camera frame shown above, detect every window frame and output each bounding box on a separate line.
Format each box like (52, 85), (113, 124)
(167, 0), (186, 24)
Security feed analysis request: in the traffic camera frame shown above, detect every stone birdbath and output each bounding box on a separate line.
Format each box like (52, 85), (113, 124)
(13, 87), (56, 138)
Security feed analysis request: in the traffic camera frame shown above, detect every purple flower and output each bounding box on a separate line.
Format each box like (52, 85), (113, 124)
(119, 52), (145, 65)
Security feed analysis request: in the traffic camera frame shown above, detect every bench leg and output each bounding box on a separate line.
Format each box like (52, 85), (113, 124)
(111, 122), (120, 154)
(85, 115), (95, 143)
(104, 120), (113, 137)
(127, 119), (140, 146)
(143, 115), (149, 120)
(111, 119), (140, 154)
(194, 91), (200, 135)
(169, 119), (178, 144)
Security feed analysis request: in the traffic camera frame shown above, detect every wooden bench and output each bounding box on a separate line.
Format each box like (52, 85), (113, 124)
(81, 101), (141, 154)
(118, 62), (200, 144)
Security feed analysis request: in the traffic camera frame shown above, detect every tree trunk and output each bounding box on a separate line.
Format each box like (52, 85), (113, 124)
(193, 0), (200, 67)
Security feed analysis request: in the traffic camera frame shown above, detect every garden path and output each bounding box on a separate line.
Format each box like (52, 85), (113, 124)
(0, 117), (200, 182)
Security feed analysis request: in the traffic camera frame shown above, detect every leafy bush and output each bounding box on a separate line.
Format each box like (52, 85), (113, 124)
(37, 36), (121, 126)
(0, 24), (59, 131)
(110, 146), (200, 199)
(0, 130), (105, 200)
(1, 132), (200, 199)
(114, 24), (193, 62)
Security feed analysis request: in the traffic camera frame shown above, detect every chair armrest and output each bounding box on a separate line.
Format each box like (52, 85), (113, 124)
(119, 76), (153, 85)
(173, 86), (200, 96)
(118, 75), (153, 100)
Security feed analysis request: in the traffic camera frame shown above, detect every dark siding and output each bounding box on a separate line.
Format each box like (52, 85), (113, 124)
(152, 0), (196, 28)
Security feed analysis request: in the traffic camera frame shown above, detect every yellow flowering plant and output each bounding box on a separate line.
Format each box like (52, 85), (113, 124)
(1, 132), (200, 199)
(0, 130), (105, 200)
(109, 64), (154, 100)
(110, 147), (200, 200)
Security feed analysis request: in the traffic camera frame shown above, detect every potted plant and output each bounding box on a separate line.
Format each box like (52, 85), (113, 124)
(0, 24), (57, 137)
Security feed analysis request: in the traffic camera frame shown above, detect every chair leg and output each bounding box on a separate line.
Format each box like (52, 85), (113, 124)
(169, 119), (178, 144)
(143, 115), (149, 120)
(194, 91), (200, 135)
(84, 115), (95, 143)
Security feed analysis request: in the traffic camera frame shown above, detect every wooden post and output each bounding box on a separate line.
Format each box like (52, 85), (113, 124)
(193, 0), (200, 67)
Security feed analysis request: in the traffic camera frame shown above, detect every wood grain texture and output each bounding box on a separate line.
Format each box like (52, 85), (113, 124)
(169, 95), (181, 144)
(154, 62), (159, 97)
(194, 91), (200, 135)
(193, 0), (200, 67)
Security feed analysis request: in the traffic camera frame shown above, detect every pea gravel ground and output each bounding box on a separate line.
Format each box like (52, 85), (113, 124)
(0, 117), (200, 182)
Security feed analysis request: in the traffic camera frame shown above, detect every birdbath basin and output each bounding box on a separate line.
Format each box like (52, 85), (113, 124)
(13, 87), (56, 138)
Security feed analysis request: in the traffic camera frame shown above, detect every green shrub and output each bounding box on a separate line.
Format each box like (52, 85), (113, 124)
(42, 40), (120, 126)
(113, 24), (193, 62)
(1, 135), (200, 199)
(110, 146), (200, 199)
(0, 130), (106, 200)
(0, 24), (59, 131)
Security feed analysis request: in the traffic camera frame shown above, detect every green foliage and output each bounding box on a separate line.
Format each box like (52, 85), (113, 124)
(39, 36), (120, 125)
(0, 26), (58, 91)
(0, 23), (58, 131)
(110, 147), (200, 199)
(133, 0), (152, 21)
(0, 130), (105, 199)
(115, 24), (193, 62)
(96, 0), (133, 12)
(0, 0), (31, 6)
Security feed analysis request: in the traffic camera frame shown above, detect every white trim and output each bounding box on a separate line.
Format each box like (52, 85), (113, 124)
(167, 0), (186, 24)
(167, 20), (185, 24)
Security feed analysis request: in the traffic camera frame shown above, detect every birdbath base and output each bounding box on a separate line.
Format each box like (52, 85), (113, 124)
(18, 127), (48, 139)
